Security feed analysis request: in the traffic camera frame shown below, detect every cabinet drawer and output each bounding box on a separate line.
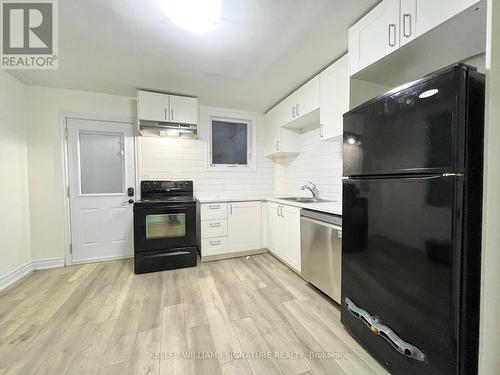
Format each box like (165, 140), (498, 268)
(200, 203), (228, 220)
(201, 237), (228, 257)
(201, 219), (228, 239)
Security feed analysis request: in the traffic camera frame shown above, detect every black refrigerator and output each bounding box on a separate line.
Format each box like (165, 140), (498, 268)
(341, 64), (484, 375)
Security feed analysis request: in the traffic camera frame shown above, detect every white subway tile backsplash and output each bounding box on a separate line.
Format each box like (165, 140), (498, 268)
(139, 124), (342, 202)
(139, 136), (275, 198)
(276, 127), (343, 202)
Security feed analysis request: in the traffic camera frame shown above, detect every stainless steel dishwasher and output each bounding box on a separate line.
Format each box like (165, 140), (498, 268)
(301, 209), (342, 304)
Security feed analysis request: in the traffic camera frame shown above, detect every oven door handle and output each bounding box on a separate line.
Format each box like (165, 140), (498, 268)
(138, 205), (193, 211)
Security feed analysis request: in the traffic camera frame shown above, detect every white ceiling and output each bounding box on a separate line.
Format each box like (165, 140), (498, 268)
(9, 0), (378, 112)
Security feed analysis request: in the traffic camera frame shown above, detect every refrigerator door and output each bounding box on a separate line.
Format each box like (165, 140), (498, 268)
(341, 175), (462, 375)
(343, 68), (466, 176)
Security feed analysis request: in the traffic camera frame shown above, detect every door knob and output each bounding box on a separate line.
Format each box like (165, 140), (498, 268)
(123, 199), (134, 204)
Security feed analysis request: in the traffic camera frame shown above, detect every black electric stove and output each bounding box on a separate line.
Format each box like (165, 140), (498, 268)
(133, 180), (197, 274)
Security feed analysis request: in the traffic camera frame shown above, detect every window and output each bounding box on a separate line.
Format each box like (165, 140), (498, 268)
(209, 117), (253, 168)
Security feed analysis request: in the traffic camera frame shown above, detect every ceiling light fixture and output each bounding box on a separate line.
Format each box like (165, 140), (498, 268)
(161, 0), (222, 34)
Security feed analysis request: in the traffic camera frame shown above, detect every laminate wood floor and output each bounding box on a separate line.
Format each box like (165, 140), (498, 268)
(0, 254), (388, 375)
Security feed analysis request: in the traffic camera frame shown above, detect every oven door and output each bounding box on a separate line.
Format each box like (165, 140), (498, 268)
(134, 204), (196, 253)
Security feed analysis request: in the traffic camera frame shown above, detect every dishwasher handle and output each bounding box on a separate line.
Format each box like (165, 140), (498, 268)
(301, 215), (342, 232)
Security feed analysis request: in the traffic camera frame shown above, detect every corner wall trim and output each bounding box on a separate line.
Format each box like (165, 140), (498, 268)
(0, 261), (34, 292)
(0, 258), (65, 292)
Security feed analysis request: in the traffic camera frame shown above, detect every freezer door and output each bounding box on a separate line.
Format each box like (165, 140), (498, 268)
(343, 69), (465, 176)
(341, 176), (462, 375)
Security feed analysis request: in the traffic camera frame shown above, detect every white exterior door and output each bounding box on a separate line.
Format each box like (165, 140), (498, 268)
(67, 118), (136, 263)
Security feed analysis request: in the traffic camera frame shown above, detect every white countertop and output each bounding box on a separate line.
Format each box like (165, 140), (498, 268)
(195, 195), (342, 216)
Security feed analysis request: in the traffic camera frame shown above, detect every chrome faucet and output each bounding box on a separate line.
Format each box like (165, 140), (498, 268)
(301, 181), (319, 200)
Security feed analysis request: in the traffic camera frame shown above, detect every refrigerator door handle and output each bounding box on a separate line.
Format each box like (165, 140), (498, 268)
(343, 173), (463, 181)
(345, 298), (426, 362)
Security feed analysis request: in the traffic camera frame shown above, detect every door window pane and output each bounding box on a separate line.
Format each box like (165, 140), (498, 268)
(146, 213), (186, 239)
(211, 120), (248, 165)
(79, 132), (124, 194)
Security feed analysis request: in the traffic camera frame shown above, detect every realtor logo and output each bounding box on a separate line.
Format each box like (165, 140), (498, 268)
(1, 0), (58, 69)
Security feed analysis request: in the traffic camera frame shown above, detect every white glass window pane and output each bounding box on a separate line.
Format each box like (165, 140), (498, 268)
(212, 120), (248, 165)
(79, 132), (124, 194)
(146, 213), (186, 239)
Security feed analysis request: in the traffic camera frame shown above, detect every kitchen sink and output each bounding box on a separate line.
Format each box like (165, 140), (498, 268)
(277, 197), (333, 203)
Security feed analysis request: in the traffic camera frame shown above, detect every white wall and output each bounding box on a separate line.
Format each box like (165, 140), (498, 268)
(274, 127), (342, 201)
(25, 86), (136, 262)
(0, 71), (32, 280)
(139, 106), (275, 198)
(479, 1), (500, 373)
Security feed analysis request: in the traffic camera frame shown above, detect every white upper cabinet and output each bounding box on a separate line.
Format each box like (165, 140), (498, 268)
(319, 54), (349, 140)
(287, 75), (320, 123)
(400, 0), (417, 46)
(411, 0), (462, 38)
(264, 103), (300, 157)
(137, 91), (169, 122)
(349, 0), (480, 75)
(461, 0), (480, 8)
(349, 0), (400, 75)
(137, 90), (198, 125)
(169, 95), (198, 125)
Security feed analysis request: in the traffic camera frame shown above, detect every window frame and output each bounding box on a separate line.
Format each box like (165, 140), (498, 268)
(208, 114), (255, 170)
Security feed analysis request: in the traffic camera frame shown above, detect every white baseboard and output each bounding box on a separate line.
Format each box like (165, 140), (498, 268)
(70, 254), (133, 265)
(0, 261), (33, 292)
(0, 257), (65, 292)
(32, 257), (65, 270)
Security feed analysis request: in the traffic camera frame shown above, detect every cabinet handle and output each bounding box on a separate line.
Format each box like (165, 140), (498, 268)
(164, 108), (168, 120)
(320, 124), (324, 138)
(229, 204), (233, 215)
(296, 104), (300, 117)
(276, 140), (280, 152)
(210, 240), (221, 246)
(208, 205), (220, 209)
(388, 24), (396, 47)
(209, 222), (221, 228)
(403, 14), (411, 37)
(276, 205), (280, 217)
(279, 205), (284, 217)
(171, 108), (174, 121)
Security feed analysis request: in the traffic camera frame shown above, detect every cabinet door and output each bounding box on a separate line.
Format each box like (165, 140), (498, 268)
(264, 107), (279, 156)
(280, 206), (301, 272)
(400, 0), (417, 46)
(349, 0), (400, 75)
(320, 54), (349, 140)
(228, 202), (262, 253)
(293, 75), (320, 119)
(169, 95), (198, 125)
(266, 202), (281, 254)
(461, 0), (479, 9)
(415, 0), (462, 37)
(137, 91), (169, 122)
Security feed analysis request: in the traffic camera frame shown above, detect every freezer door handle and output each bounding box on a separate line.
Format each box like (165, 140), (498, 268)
(345, 298), (426, 362)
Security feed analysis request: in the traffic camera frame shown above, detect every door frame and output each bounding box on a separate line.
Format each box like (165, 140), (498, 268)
(60, 112), (138, 266)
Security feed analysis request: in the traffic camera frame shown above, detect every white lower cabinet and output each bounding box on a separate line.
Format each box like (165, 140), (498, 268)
(199, 201), (262, 260)
(267, 202), (301, 272)
(228, 201), (262, 253)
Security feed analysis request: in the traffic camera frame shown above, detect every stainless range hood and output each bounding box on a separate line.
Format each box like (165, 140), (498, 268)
(138, 120), (198, 138)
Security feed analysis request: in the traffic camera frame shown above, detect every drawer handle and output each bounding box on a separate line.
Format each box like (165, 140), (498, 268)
(209, 222), (221, 228)
(208, 205), (220, 209)
(210, 240), (221, 246)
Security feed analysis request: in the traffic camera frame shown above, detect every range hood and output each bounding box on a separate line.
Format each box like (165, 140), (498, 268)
(138, 120), (198, 138)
